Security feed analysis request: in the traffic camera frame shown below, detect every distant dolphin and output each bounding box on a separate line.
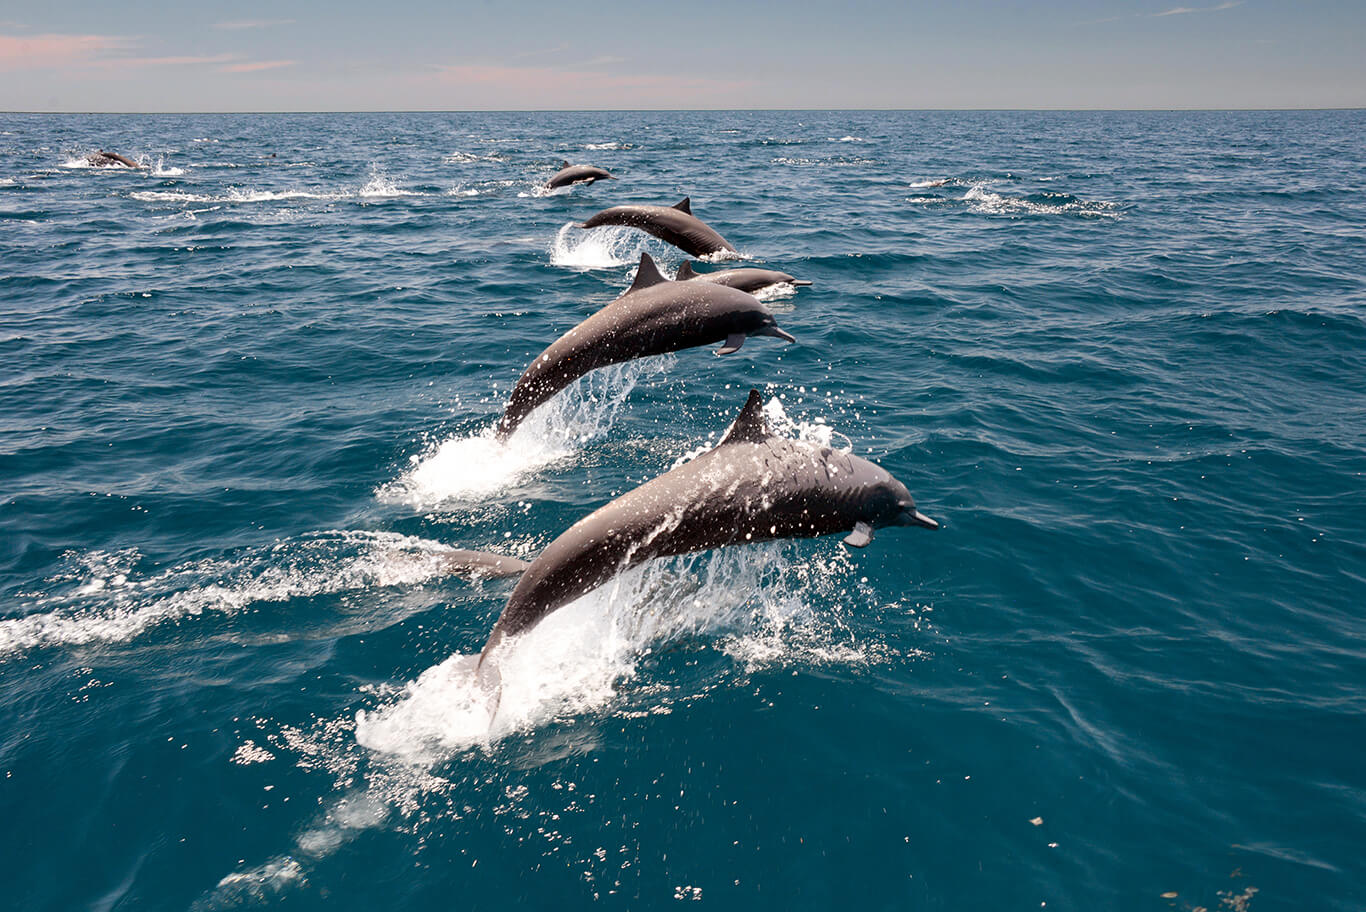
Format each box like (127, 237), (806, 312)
(442, 549), (530, 579)
(579, 197), (736, 258)
(675, 261), (812, 295)
(546, 162), (615, 189)
(478, 389), (937, 666)
(86, 151), (142, 169)
(495, 252), (793, 439)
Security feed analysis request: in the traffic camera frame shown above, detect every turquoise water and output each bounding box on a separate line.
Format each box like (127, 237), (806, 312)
(2, 110), (1364, 911)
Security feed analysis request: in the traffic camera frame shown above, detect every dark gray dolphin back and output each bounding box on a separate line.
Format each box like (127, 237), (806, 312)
(579, 198), (736, 257)
(546, 163), (614, 189)
(480, 390), (935, 658)
(494, 254), (791, 438)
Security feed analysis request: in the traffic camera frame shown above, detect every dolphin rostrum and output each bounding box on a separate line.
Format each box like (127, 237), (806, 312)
(479, 389), (937, 665)
(86, 151), (142, 169)
(494, 252), (794, 440)
(546, 162), (615, 189)
(675, 261), (812, 294)
(579, 197), (736, 258)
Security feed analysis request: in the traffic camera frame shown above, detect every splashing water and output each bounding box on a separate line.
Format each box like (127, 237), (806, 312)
(0, 531), (464, 658)
(549, 222), (681, 270)
(384, 358), (674, 507)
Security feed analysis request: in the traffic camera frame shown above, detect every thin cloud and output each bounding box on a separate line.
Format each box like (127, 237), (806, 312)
(511, 43), (570, 60)
(220, 60), (297, 73)
(104, 53), (237, 68)
(576, 55), (629, 68)
(1153, 1), (1242, 16)
(212, 19), (294, 30)
(0, 32), (132, 71)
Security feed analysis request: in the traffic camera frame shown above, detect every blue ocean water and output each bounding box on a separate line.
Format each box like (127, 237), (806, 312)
(2, 110), (1364, 911)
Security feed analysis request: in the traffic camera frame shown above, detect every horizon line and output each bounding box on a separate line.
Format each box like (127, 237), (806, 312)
(3, 106), (1364, 115)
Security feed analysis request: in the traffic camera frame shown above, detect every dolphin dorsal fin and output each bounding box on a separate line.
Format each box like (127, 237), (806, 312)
(627, 252), (669, 294)
(675, 261), (697, 280)
(562, 160), (570, 168)
(673, 197), (692, 214)
(719, 389), (771, 446)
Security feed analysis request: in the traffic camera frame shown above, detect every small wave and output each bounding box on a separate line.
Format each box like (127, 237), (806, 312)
(449, 178), (518, 198)
(583, 141), (632, 151)
(131, 188), (334, 203)
(382, 360), (671, 507)
(443, 150), (505, 164)
(829, 135), (863, 142)
(0, 532), (463, 658)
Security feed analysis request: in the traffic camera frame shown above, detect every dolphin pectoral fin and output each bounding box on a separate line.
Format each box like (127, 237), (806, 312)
(673, 197), (692, 214)
(717, 333), (746, 355)
(843, 521), (875, 548)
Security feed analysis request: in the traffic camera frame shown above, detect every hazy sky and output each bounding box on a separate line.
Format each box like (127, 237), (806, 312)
(1, 1), (1362, 111)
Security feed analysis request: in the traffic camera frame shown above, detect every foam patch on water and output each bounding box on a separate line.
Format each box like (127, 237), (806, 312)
(583, 141), (631, 150)
(385, 359), (671, 507)
(129, 171), (423, 205)
(963, 181), (1119, 217)
(0, 531), (466, 658)
(358, 168), (418, 198)
(150, 157), (185, 177)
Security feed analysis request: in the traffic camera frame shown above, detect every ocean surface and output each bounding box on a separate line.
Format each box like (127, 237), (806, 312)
(2, 110), (1364, 911)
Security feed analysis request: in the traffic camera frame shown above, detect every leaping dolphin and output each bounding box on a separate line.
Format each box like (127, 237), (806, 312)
(546, 162), (615, 189)
(494, 252), (793, 440)
(479, 389), (937, 667)
(675, 261), (812, 295)
(579, 197), (736, 258)
(86, 151), (142, 169)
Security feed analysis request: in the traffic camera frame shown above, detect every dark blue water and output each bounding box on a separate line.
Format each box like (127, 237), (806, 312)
(3, 111), (1364, 911)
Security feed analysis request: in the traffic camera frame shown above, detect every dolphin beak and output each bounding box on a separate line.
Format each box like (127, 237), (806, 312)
(756, 326), (797, 344)
(902, 509), (939, 530)
(792, 280), (813, 286)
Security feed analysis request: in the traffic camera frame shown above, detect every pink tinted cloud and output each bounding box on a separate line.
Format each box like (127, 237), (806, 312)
(219, 60), (297, 73)
(0, 32), (130, 71)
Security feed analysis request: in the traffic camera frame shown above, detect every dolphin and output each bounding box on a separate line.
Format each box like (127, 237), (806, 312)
(494, 252), (793, 440)
(675, 261), (812, 294)
(86, 151), (142, 169)
(546, 162), (615, 189)
(441, 549), (530, 578)
(479, 388), (938, 667)
(579, 197), (736, 258)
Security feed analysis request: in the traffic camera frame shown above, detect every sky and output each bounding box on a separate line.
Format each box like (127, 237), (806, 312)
(1, 1), (1363, 111)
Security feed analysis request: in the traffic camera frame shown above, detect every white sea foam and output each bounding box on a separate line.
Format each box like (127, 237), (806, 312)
(963, 181), (1119, 217)
(550, 222), (674, 269)
(0, 531), (463, 658)
(150, 157), (185, 177)
(583, 141), (631, 151)
(354, 541), (868, 760)
(830, 135), (864, 142)
(358, 170), (417, 198)
(129, 171), (422, 205)
(908, 177), (952, 189)
(384, 359), (671, 507)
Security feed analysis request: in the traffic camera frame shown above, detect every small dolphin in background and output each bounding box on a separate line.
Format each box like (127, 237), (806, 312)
(478, 388), (937, 667)
(675, 261), (812, 295)
(494, 252), (793, 440)
(86, 151), (142, 169)
(546, 162), (615, 189)
(579, 197), (736, 258)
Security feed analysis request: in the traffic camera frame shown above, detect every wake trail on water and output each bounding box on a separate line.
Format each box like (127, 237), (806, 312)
(383, 358), (673, 507)
(0, 531), (471, 658)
